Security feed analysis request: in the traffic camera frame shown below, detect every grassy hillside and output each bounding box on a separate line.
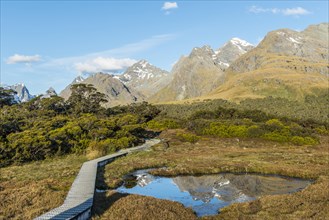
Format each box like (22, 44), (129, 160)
(205, 61), (328, 102)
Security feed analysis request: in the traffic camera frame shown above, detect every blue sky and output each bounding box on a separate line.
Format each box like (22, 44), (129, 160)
(1, 1), (328, 94)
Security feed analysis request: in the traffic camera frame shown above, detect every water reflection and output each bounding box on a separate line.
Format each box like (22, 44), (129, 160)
(117, 170), (311, 217)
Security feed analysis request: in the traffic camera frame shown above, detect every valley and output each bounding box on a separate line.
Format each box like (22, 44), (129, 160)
(0, 8), (328, 219)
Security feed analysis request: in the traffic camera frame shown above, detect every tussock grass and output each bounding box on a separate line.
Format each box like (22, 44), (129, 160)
(0, 155), (86, 219)
(97, 130), (329, 219)
(93, 191), (197, 220)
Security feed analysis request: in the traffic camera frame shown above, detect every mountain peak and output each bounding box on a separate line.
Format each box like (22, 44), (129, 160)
(120, 59), (168, 82)
(13, 83), (26, 88)
(72, 75), (85, 84)
(46, 87), (57, 95)
(118, 59), (170, 97)
(190, 45), (214, 59)
(9, 83), (34, 102)
(213, 38), (255, 69)
(137, 59), (149, 68)
(41, 87), (57, 99)
(230, 38), (254, 47)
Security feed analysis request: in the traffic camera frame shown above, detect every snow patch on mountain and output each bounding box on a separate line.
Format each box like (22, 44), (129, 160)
(9, 83), (34, 102)
(73, 75), (85, 83)
(288, 37), (302, 44)
(231, 38), (254, 47)
(118, 59), (170, 97)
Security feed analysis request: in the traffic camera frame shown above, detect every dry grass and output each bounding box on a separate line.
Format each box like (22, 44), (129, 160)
(96, 129), (329, 219)
(93, 191), (197, 220)
(207, 69), (329, 102)
(0, 155), (86, 220)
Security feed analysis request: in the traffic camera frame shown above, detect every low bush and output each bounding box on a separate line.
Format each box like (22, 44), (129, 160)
(291, 136), (318, 146)
(202, 123), (248, 138)
(176, 132), (200, 143)
(147, 119), (181, 130)
(247, 125), (266, 137)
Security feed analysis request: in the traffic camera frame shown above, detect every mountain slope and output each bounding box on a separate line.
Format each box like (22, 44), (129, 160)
(150, 46), (225, 102)
(60, 73), (144, 107)
(229, 23), (328, 74)
(119, 60), (171, 97)
(206, 23), (329, 101)
(150, 38), (254, 103)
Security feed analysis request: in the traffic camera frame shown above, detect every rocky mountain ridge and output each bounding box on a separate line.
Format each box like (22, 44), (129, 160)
(149, 38), (254, 102)
(11, 23), (327, 106)
(118, 60), (171, 97)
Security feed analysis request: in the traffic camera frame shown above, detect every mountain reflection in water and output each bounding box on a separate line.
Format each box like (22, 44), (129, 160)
(117, 170), (311, 217)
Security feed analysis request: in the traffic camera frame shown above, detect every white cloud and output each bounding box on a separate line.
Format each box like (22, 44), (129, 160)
(249, 6), (311, 16)
(41, 34), (176, 69)
(281, 7), (310, 16)
(162, 2), (178, 10)
(13, 33), (175, 83)
(74, 57), (137, 74)
(6, 54), (41, 64)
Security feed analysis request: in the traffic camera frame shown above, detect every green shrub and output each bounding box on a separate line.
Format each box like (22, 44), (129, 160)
(7, 130), (52, 163)
(147, 119), (180, 130)
(247, 125), (266, 137)
(289, 123), (305, 136)
(315, 126), (329, 135)
(265, 119), (285, 131)
(227, 125), (248, 137)
(190, 110), (217, 120)
(203, 123), (248, 138)
(262, 130), (291, 143)
(291, 136), (318, 146)
(203, 123), (229, 137)
(176, 132), (200, 143)
(117, 114), (139, 126)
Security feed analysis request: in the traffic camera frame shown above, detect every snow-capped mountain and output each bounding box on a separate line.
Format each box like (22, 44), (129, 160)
(59, 23), (328, 105)
(229, 23), (329, 75)
(213, 38), (254, 69)
(9, 83), (34, 102)
(208, 23), (329, 102)
(119, 60), (171, 97)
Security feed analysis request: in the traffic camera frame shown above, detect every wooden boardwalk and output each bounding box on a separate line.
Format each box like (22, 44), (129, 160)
(35, 139), (161, 220)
